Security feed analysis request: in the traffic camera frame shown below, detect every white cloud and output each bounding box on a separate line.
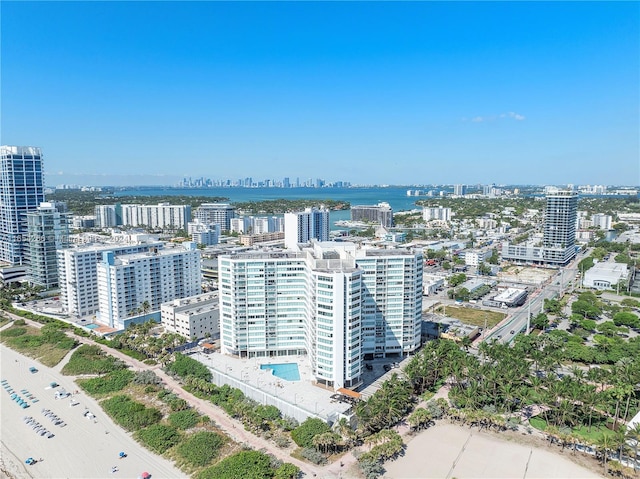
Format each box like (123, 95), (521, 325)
(465, 112), (525, 123)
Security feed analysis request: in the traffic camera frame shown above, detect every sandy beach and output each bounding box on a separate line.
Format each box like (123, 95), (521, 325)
(383, 423), (603, 479)
(0, 343), (184, 479)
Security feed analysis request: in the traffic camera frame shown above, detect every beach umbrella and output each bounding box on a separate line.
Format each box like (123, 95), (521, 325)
(119, 452), (126, 458)
(25, 458), (33, 464)
(141, 472), (150, 479)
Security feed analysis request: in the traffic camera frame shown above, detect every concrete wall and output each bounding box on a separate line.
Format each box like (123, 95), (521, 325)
(207, 368), (329, 425)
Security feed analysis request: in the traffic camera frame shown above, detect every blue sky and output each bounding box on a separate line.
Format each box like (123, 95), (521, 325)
(1, 1), (638, 187)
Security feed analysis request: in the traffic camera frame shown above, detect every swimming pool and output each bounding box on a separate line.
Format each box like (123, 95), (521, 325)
(85, 324), (99, 330)
(260, 363), (300, 381)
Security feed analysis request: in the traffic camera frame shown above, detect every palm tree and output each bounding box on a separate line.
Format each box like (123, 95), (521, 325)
(596, 432), (613, 475)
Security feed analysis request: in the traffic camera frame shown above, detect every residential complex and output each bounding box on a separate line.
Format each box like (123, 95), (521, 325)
(283, 208), (330, 249)
(0, 146), (46, 265)
(423, 206), (452, 222)
(95, 203), (191, 230)
(218, 241), (422, 390)
(350, 202), (393, 228)
(26, 202), (70, 288)
(96, 242), (201, 328)
(57, 241), (163, 318)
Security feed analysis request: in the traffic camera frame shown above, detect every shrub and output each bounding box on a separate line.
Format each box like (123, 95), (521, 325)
(300, 447), (327, 465)
(274, 463), (300, 479)
(135, 424), (181, 453)
(169, 397), (189, 412)
(197, 450), (273, 479)
(177, 431), (225, 467)
(169, 409), (200, 430)
(166, 353), (212, 381)
(13, 319), (26, 326)
(62, 344), (126, 375)
(78, 369), (134, 395)
(101, 395), (162, 431)
(290, 418), (331, 448)
(274, 434), (291, 448)
(133, 370), (161, 385)
(1, 326), (27, 337)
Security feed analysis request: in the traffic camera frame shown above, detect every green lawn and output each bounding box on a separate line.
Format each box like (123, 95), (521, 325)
(435, 306), (506, 328)
(529, 416), (614, 443)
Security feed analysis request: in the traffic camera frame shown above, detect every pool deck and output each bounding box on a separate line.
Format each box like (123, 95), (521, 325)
(192, 350), (354, 422)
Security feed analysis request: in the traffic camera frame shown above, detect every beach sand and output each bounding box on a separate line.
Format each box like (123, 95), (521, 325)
(0, 344), (185, 479)
(383, 423), (603, 479)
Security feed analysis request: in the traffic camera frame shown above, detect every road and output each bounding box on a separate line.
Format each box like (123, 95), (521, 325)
(484, 252), (588, 344)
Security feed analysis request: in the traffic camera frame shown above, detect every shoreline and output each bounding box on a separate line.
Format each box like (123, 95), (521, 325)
(0, 343), (185, 479)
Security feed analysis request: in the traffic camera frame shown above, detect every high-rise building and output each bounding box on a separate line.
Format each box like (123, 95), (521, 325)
(591, 214), (612, 230)
(95, 204), (121, 228)
(501, 190), (578, 266)
(542, 190), (578, 265)
(58, 241), (163, 318)
(218, 242), (422, 390)
(195, 203), (236, 230)
(453, 184), (467, 196)
(0, 146), (46, 264)
(96, 242), (201, 328)
(188, 220), (220, 246)
(351, 202), (393, 227)
(422, 206), (452, 222)
(26, 202), (70, 288)
(284, 208), (330, 249)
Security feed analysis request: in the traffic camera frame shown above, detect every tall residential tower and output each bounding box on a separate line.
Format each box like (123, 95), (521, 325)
(0, 146), (45, 264)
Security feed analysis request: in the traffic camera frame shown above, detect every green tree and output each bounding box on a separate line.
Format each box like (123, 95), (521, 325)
(290, 418), (331, 448)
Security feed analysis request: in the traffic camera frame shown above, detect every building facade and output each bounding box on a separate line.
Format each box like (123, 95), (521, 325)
(188, 220), (220, 246)
(161, 292), (220, 339)
(218, 242), (422, 390)
(26, 202), (70, 289)
(501, 190), (578, 266)
(195, 203), (236, 230)
(283, 208), (330, 249)
(97, 242), (201, 328)
(94, 204), (121, 228)
(542, 191), (578, 265)
(0, 146), (46, 264)
(351, 202), (393, 228)
(423, 206), (452, 222)
(57, 241), (163, 318)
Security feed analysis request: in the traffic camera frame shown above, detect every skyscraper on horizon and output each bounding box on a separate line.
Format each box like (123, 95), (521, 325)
(0, 146), (46, 265)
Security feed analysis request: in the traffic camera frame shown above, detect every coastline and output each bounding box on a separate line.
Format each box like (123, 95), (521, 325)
(0, 343), (185, 479)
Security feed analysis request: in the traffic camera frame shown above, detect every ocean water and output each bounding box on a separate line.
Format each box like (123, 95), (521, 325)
(114, 186), (442, 229)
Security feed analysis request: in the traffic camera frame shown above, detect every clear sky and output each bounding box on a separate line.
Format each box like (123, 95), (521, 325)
(1, 1), (638, 187)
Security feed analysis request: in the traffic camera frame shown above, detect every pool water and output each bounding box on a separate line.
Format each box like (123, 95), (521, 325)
(85, 324), (99, 329)
(260, 363), (300, 381)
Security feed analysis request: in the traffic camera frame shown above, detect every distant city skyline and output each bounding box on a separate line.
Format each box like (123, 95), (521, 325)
(2, 2), (638, 186)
